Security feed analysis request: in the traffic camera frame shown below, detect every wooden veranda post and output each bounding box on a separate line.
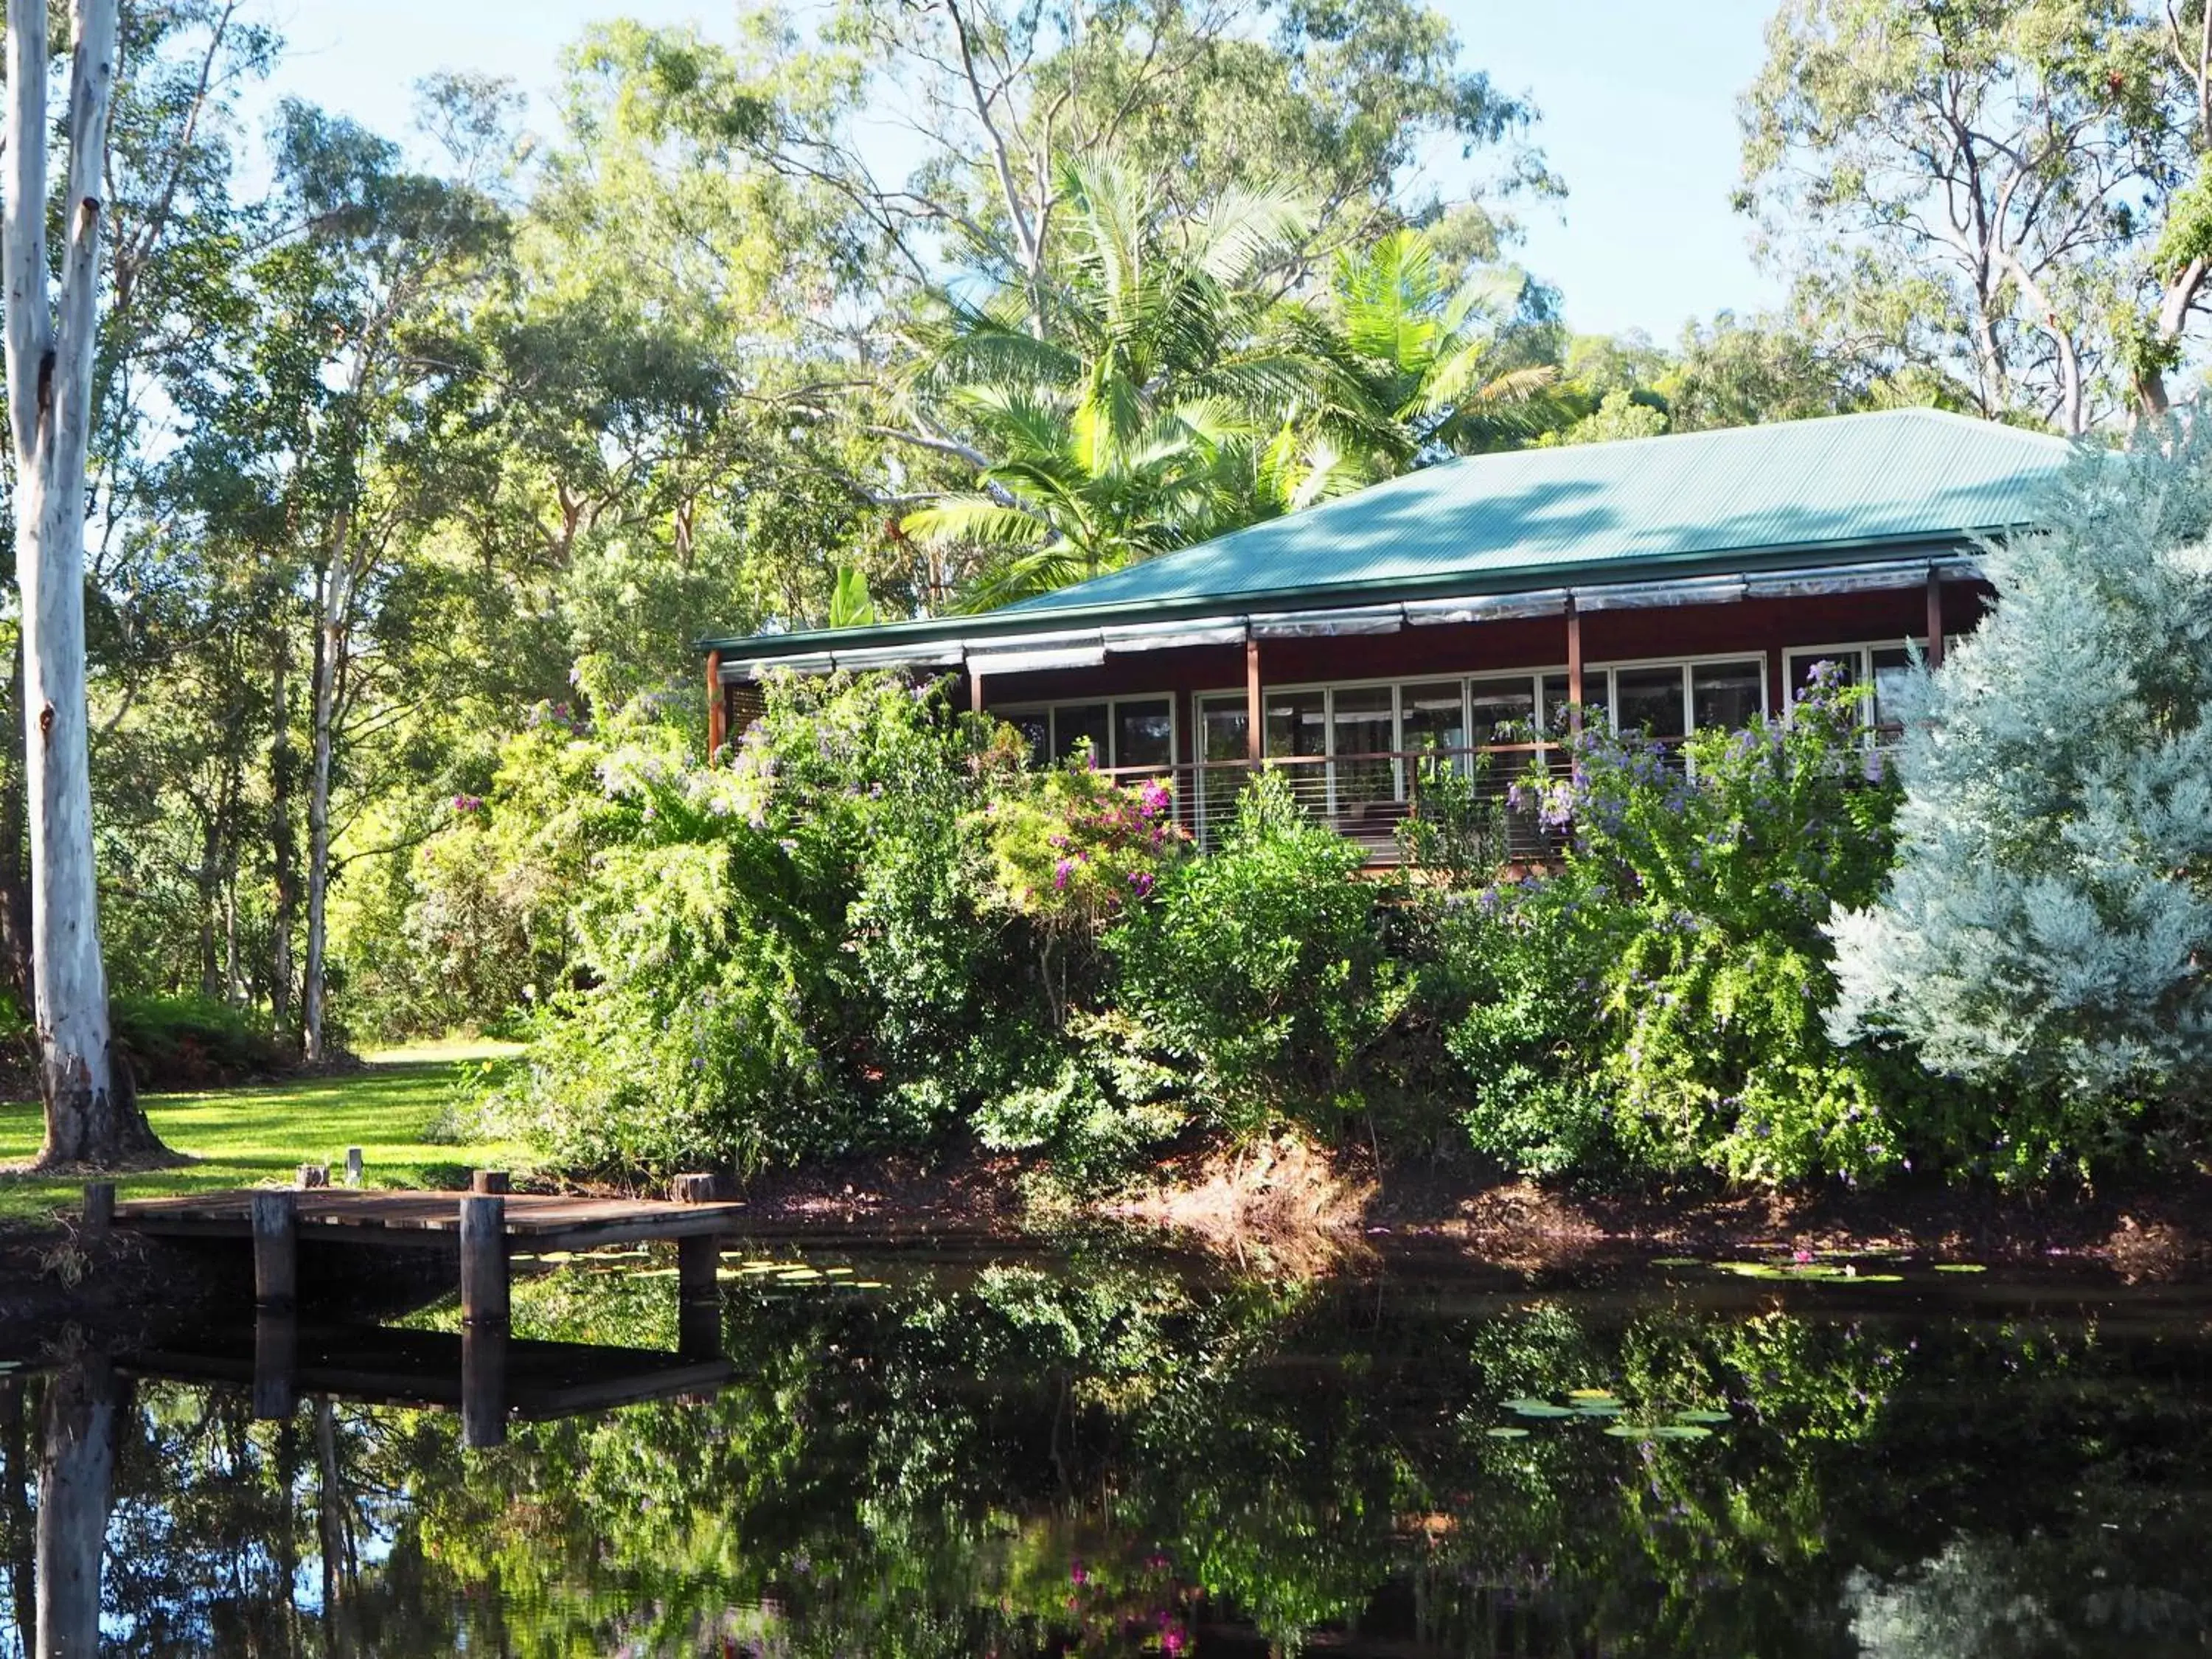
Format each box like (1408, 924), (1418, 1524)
(705, 650), (727, 760)
(968, 661), (985, 717)
(1565, 598), (1585, 733)
(1244, 636), (1263, 765)
(1925, 568), (1946, 669)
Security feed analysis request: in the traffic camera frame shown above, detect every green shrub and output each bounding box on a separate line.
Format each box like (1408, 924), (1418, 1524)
(1109, 771), (1408, 1140)
(496, 673), (1051, 1174)
(111, 992), (291, 1089)
(1444, 673), (1927, 1183)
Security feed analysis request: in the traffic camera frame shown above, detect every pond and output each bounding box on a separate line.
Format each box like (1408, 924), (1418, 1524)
(1, 1239), (2209, 1655)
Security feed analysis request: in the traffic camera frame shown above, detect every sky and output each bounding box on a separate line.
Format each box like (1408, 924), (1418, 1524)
(260, 0), (1784, 341)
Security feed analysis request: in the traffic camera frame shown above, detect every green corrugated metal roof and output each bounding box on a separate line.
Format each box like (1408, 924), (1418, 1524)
(1009, 408), (2068, 613)
(703, 409), (2073, 658)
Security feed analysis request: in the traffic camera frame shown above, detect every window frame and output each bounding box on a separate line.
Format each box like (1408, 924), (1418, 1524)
(993, 693), (1180, 771)
(1782, 640), (1927, 731)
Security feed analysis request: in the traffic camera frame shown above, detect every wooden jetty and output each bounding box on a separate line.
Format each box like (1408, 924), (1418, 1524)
(95, 1172), (745, 1447)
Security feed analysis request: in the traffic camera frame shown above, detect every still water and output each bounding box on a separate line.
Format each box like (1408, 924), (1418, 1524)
(1, 1238), (2209, 1656)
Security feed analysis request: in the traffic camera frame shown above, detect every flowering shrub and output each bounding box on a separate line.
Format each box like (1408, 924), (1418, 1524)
(984, 754), (1189, 934)
(1447, 670), (1926, 1183)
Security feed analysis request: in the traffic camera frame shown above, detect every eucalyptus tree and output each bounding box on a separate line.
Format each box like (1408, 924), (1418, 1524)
(1742, 0), (2212, 433)
(0, 0), (175, 1162)
(171, 96), (511, 1061)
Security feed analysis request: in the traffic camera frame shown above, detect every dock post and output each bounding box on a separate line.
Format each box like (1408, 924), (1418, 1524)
(252, 1310), (298, 1421)
(251, 1190), (298, 1310)
(297, 1164), (330, 1189)
(459, 1194), (509, 1328)
(471, 1169), (510, 1195)
(344, 1147), (363, 1186)
(461, 1321), (509, 1449)
(80, 1182), (114, 1242)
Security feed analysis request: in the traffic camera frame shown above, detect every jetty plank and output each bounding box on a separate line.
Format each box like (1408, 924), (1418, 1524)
(112, 1188), (745, 1254)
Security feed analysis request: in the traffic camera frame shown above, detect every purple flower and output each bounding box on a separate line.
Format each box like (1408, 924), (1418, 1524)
(1129, 869), (1155, 897)
(1052, 858), (1075, 890)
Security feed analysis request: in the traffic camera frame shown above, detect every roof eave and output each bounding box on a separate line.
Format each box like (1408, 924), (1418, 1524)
(698, 524), (2011, 661)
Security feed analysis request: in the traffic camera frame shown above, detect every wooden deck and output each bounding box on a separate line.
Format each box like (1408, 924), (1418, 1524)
(112, 1187), (745, 1254)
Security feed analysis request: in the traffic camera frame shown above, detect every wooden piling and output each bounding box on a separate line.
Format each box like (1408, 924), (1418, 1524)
(344, 1147), (363, 1186)
(461, 1321), (509, 1449)
(298, 1164), (330, 1189)
(459, 1194), (509, 1327)
(251, 1311), (297, 1421)
(678, 1233), (719, 1301)
(251, 1190), (298, 1310)
(678, 1295), (722, 1363)
(80, 1182), (114, 1242)
(471, 1169), (510, 1195)
(669, 1172), (725, 1204)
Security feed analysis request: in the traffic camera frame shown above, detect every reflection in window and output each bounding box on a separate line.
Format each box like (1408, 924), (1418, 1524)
(1402, 681), (1468, 754)
(1052, 703), (1110, 764)
(1115, 698), (1172, 769)
(1009, 712), (1049, 767)
(1869, 648), (1913, 727)
(1467, 677), (1534, 745)
(1265, 689), (1326, 759)
(1691, 661), (1764, 731)
(1332, 686), (1396, 807)
(1613, 667), (1686, 739)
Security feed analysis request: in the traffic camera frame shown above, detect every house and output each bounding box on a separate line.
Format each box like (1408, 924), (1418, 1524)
(700, 409), (2071, 857)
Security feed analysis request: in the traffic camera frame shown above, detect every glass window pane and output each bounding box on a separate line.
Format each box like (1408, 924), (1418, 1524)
(1468, 677), (1534, 746)
(1199, 698), (1248, 762)
(1614, 667), (1686, 739)
(1332, 686), (1396, 807)
(1691, 661), (1764, 731)
(1265, 689), (1326, 759)
(1052, 703), (1110, 765)
(1790, 650), (1862, 700)
(1113, 698), (1172, 769)
(1007, 711), (1049, 767)
(1541, 672), (1606, 736)
(1401, 681), (1467, 754)
(1870, 647), (1915, 727)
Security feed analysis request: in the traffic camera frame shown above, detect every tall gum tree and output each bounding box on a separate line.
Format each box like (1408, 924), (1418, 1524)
(3, 0), (164, 1162)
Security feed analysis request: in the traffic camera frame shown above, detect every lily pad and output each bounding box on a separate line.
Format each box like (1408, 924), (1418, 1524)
(852, 1281), (888, 1290)
(1504, 1397), (1577, 1419)
(1673, 1408), (1732, 1425)
(1716, 1260), (1902, 1284)
(1568, 1388), (1618, 1402)
(1605, 1422), (1714, 1441)
(1933, 1263), (1987, 1274)
(1484, 1425), (1531, 1439)
(1652, 1256), (1703, 1267)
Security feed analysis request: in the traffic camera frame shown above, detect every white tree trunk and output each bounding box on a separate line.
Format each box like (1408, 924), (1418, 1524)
(33, 1358), (116, 1659)
(300, 550), (349, 1067)
(4, 0), (159, 1164)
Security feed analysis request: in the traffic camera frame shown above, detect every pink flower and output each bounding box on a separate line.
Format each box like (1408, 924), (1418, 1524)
(1053, 858), (1075, 890)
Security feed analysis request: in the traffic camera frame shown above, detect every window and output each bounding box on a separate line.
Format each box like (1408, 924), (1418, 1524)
(1692, 661), (1764, 732)
(1115, 698), (1173, 769)
(998, 696), (1180, 770)
(1614, 666), (1687, 739)
(1467, 677), (1534, 745)
(1052, 703), (1111, 764)
(1785, 641), (1925, 731)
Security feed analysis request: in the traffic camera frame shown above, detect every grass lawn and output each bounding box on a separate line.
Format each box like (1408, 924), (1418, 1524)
(0, 1040), (533, 1228)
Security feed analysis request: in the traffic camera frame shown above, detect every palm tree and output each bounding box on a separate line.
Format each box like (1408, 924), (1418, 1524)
(897, 158), (1321, 606)
(1266, 227), (1565, 502)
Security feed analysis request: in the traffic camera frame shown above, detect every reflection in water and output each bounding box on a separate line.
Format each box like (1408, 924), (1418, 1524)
(1, 1245), (2208, 1655)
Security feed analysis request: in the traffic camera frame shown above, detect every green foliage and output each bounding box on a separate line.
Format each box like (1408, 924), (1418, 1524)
(1110, 771), (1404, 1138)
(109, 992), (291, 1090)
(982, 759), (1189, 936)
(1832, 427), (2212, 1169)
(496, 675), (1041, 1173)
(1443, 676), (1921, 1183)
